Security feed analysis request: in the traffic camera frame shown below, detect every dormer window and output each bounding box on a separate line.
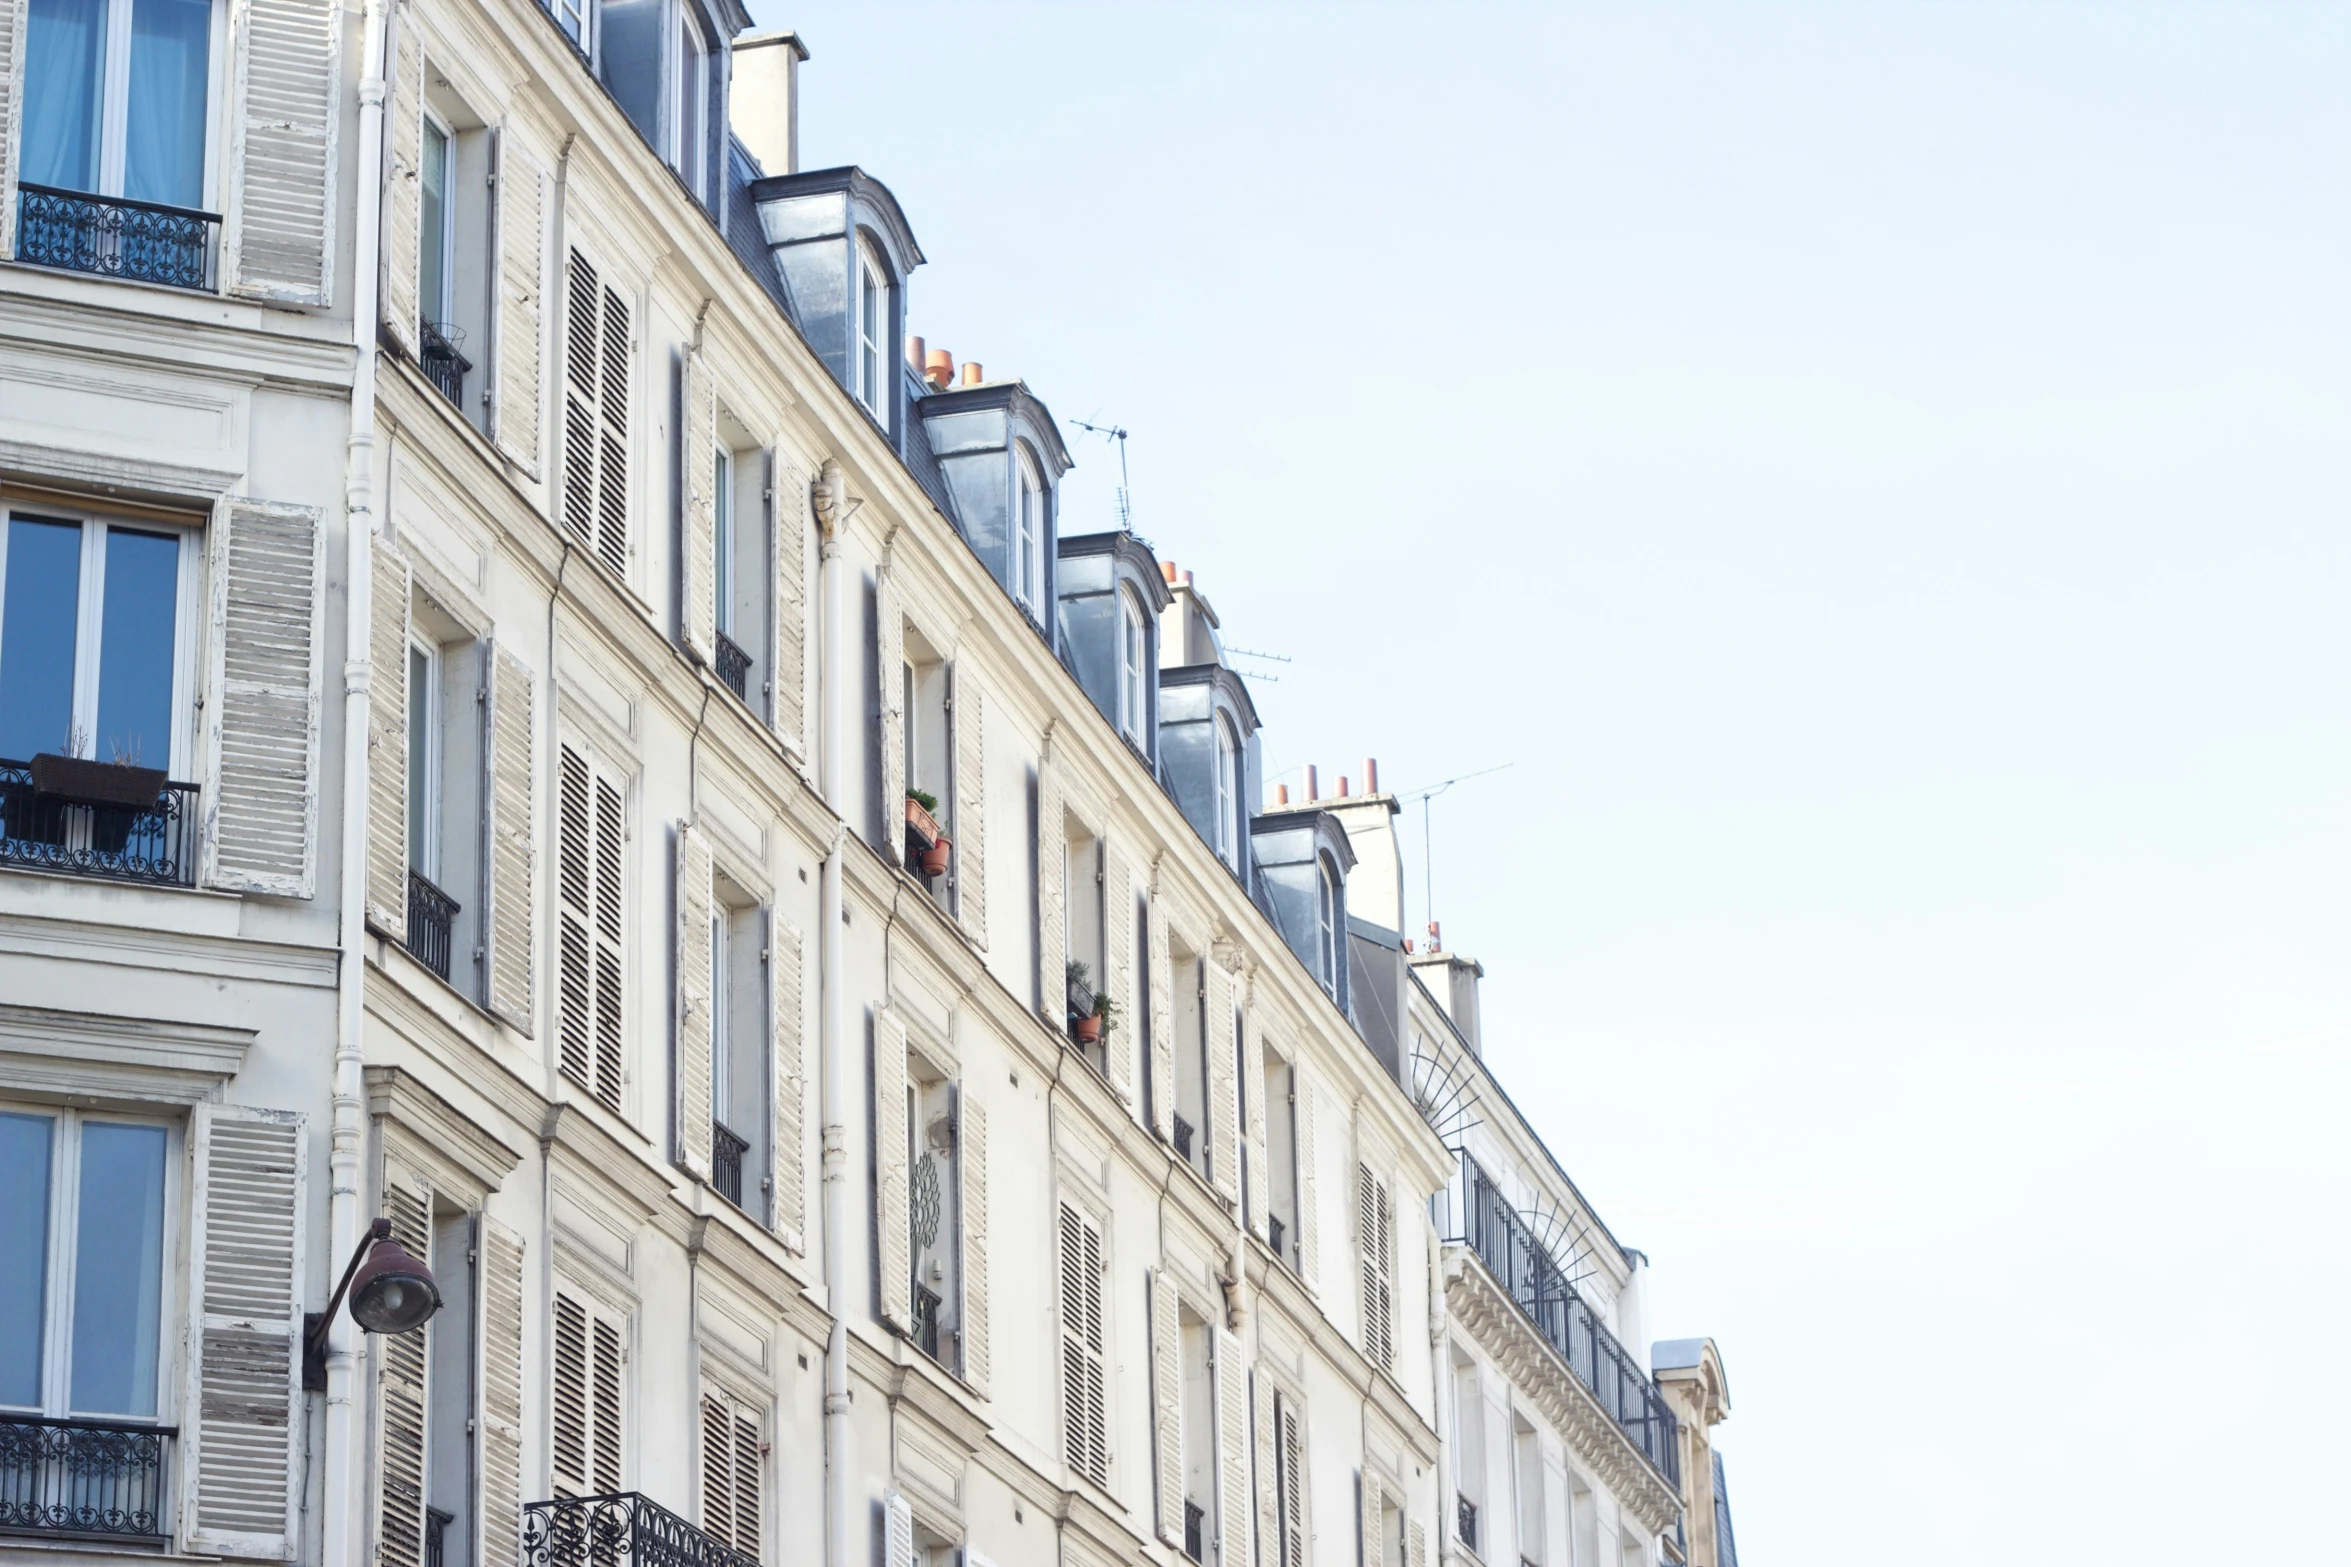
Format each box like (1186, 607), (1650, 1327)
(855, 243), (889, 428)
(1014, 448), (1044, 613)
(1315, 855), (1338, 993)
(1117, 590), (1148, 743)
(1212, 716), (1238, 866)
(673, 11), (708, 199)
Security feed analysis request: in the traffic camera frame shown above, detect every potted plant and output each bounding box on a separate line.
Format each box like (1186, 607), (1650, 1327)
(904, 789), (952, 877)
(32, 747), (166, 811)
(1064, 960), (1114, 1045)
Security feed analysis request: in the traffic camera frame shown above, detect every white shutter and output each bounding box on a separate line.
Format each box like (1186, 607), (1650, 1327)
(1359, 1469), (1382, 1567)
(1147, 900), (1173, 1141)
(1056, 1202), (1106, 1487)
(1150, 1269), (1183, 1548)
(1102, 849), (1133, 1098)
(1280, 1395), (1307, 1567)
(477, 1217), (526, 1567)
(884, 1491), (914, 1567)
(483, 645), (536, 1033)
(1206, 959), (1239, 1204)
(180, 1103), (306, 1557)
(1244, 1015), (1269, 1239)
(489, 130), (545, 474)
(1408, 1516), (1427, 1567)
(555, 744), (624, 1113)
(675, 821), (714, 1178)
(873, 1007), (910, 1334)
(1254, 1376), (1279, 1567)
(561, 249), (630, 577)
(1358, 1164), (1393, 1372)
(769, 448), (806, 745)
(1035, 756), (1064, 1027)
(702, 1392), (761, 1554)
(0, 0), (22, 260)
(206, 499), (325, 896)
(875, 574), (904, 854)
(950, 663), (985, 942)
(959, 1092), (988, 1393)
(550, 1286), (624, 1497)
(373, 1163), (432, 1567)
(681, 346), (717, 662)
(225, 0), (339, 303)
(769, 916), (806, 1246)
(380, 1), (422, 358)
(728, 1403), (760, 1557)
(1294, 1070), (1319, 1289)
(366, 534), (411, 939)
(1214, 1327), (1250, 1567)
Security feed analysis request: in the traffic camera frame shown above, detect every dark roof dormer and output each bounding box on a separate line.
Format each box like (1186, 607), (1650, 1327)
(1056, 531), (1172, 765)
(1249, 806), (1356, 1014)
(748, 166), (922, 439)
(1159, 662), (1260, 883)
(915, 378), (1073, 636)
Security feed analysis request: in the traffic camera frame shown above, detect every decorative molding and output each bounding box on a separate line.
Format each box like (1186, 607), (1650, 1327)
(0, 1001), (253, 1105)
(365, 1064), (527, 1201)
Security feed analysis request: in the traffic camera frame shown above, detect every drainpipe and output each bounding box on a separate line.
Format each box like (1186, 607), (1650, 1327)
(327, 0), (393, 1561)
(812, 459), (851, 1567)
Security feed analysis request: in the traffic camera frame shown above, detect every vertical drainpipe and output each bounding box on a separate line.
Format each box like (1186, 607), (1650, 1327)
(812, 459), (852, 1567)
(328, 0), (393, 1559)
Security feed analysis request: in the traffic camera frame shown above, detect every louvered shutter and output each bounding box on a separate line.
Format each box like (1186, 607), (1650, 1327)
(556, 744), (623, 1113)
(380, 1), (422, 358)
(1294, 1071), (1319, 1289)
(374, 1163), (433, 1567)
(561, 250), (630, 577)
(1358, 1165), (1394, 1371)
(1215, 1328), (1250, 1567)
(729, 1404), (760, 1556)
(1253, 1377), (1279, 1567)
(225, 0), (339, 303)
(875, 575), (903, 853)
(483, 645), (536, 1032)
(0, 0), (19, 260)
(489, 130), (545, 474)
(873, 1008), (911, 1333)
(1035, 756), (1064, 1025)
(366, 535), (411, 939)
(681, 347), (716, 662)
(959, 1092), (988, 1394)
(1359, 1470), (1382, 1567)
(206, 499), (325, 896)
(675, 822), (714, 1178)
(770, 916), (806, 1246)
(1056, 1202), (1106, 1487)
(1407, 1516), (1427, 1567)
(884, 1491), (914, 1567)
(180, 1103), (306, 1557)
(1244, 1017), (1269, 1239)
(1102, 850), (1133, 1098)
(550, 1287), (624, 1497)
(477, 1217), (526, 1567)
(1150, 1269), (1182, 1548)
(769, 448), (806, 745)
(1206, 960), (1239, 1203)
(1280, 1396), (1306, 1567)
(1147, 900), (1173, 1140)
(700, 1395), (735, 1547)
(950, 663), (985, 941)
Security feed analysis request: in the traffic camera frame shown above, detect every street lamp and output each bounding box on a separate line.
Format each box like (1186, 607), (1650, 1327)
(301, 1215), (443, 1389)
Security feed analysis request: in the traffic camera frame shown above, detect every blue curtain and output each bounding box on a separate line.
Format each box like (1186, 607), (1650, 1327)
(22, 0), (103, 192)
(125, 0), (211, 208)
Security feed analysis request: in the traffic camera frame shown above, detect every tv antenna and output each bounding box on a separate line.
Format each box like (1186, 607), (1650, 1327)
(1069, 417), (1131, 531)
(1397, 762), (1513, 948)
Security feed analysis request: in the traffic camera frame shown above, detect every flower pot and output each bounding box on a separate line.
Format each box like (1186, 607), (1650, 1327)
(31, 752), (166, 810)
(903, 796), (944, 847)
(920, 835), (953, 878)
(1071, 1014), (1103, 1045)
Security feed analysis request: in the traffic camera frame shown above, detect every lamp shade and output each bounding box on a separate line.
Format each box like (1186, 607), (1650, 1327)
(346, 1235), (442, 1334)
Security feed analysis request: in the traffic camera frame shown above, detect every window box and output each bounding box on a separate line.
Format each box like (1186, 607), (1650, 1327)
(903, 794), (950, 877)
(29, 753), (167, 811)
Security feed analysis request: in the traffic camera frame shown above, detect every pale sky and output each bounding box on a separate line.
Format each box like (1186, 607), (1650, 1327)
(759, 6), (2351, 1562)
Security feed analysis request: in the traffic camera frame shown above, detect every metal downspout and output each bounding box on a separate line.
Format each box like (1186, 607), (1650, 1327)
(814, 460), (852, 1567)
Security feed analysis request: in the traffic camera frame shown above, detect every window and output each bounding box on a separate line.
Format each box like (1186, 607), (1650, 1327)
(712, 448), (734, 641)
(0, 1108), (172, 1420)
(1014, 449), (1043, 612)
(672, 13), (707, 199)
(855, 244), (888, 427)
(1117, 590), (1147, 742)
(709, 888), (766, 1213)
(425, 1211), (478, 1567)
(561, 248), (632, 578)
(1358, 1163), (1394, 1371)
(1261, 1052), (1299, 1268)
(1172, 948), (1208, 1180)
(1211, 716), (1238, 866)
(1315, 857), (1338, 994)
(549, 1285), (624, 1498)
(552, 0), (590, 51)
(1513, 1416), (1545, 1566)
(406, 640), (440, 883)
(21, 0), (216, 211)
(1273, 1393), (1305, 1567)
(1179, 1306), (1212, 1563)
(1452, 1356), (1485, 1551)
(1057, 1201), (1108, 1487)
(903, 1065), (962, 1372)
(419, 113), (453, 330)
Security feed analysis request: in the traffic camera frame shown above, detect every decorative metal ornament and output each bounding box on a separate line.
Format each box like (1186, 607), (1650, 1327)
(910, 1151), (942, 1254)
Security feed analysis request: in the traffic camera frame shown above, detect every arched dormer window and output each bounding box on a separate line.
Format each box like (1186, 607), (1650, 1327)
(1316, 854), (1339, 993)
(672, 4), (710, 199)
(855, 238), (890, 428)
(1014, 445), (1044, 613)
(1117, 587), (1148, 742)
(1212, 714), (1239, 867)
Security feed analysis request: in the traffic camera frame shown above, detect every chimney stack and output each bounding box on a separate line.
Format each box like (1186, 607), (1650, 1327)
(1304, 765), (1319, 802)
(923, 348), (953, 389)
(1364, 757), (1379, 794)
(1162, 559), (1179, 585)
(959, 361), (985, 387)
(729, 31), (808, 177)
(1275, 783), (1289, 806)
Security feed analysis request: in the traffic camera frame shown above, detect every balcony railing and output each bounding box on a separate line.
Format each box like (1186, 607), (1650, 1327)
(17, 183), (217, 291)
(1172, 1113), (1194, 1162)
(714, 630), (751, 702)
(419, 321), (472, 408)
(523, 1491), (759, 1567)
(427, 1506), (454, 1567)
(1182, 1499), (1205, 1563)
(1447, 1151), (1681, 1487)
(407, 868), (460, 981)
(0, 762), (197, 886)
(1267, 1213), (1287, 1265)
(913, 1281), (942, 1361)
(0, 1415), (173, 1542)
(1457, 1492), (1478, 1551)
(711, 1121), (748, 1207)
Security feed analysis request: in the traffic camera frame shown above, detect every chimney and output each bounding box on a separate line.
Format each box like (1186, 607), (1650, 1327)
(1304, 765), (1319, 802)
(960, 361), (985, 387)
(1363, 757), (1379, 794)
(906, 334), (924, 370)
(1336, 776), (1350, 798)
(1409, 931), (1485, 1055)
(730, 31), (807, 177)
(924, 347), (953, 389)
(1275, 783), (1289, 806)
(1162, 559), (1179, 585)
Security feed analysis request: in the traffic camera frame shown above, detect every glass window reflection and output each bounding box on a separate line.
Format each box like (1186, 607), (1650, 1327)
(69, 1122), (167, 1417)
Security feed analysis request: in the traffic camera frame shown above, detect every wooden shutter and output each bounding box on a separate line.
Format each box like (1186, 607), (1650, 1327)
(770, 916), (806, 1246)
(681, 347), (717, 662)
(489, 129), (545, 475)
(180, 1103), (306, 1557)
(950, 663), (985, 941)
(206, 499), (325, 896)
(1358, 1164), (1393, 1372)
(1146, 900), (1173, 1140)
(366, 535), (411, 938)
(1056, 1201), (1106, 1487)
(483, 645), (536, 1033)
(1102, 850), (1133, 1098)
(675, 821), (714, 1178)
(561, 249), (630, 577)
(1408, 1516), (1427, 1567)
(873, 1007), (911, 1333)
(875, 574), (903, 854)
(883, 1491), (914, 1567)
(1150, 1269), (1182, 1547)
(1294, 1070), (1319, 1289)
(477, 1217), (526, 1567)
(1253, 1377), (1279, 1567)
(225, 0), (339, 303)
(374, 1164), (433, 1567)
(556, 743), (623, 1113)
(1206, 959), (1239, 1203)
(1214, 1327), (1249, 1567)
(0, 0), (19, 260)
(959, 1092), (988, 1394)
(699, 1392), (759, 1556)
(1280, 1395), (1306, 1567)
(1244, 1017), (1270, 1239)
(769, 448), (806, 745)
(1359, 1469), (1383, 1567)
(380, 1), (423, 358)
(1035, 756), (1064, 1026)
(550, 1286), (623, 1497)
(728, 1403), (760, 1556)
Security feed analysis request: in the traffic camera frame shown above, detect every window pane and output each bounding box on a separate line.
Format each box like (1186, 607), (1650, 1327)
(70, 1122), (167, 1417)
(407, 646), (430, 873)
(124, 0), (212, 208)
(419, 119), (449, 323)
(95, 528), (180, 771)
(22, 0), (104, 193)
(0, 517), (86, 761)
(0, 1113), (55, 1408)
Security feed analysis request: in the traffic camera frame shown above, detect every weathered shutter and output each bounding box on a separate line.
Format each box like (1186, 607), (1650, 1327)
(380, 1), (423, 358)
(374, 1163), (433, 1567)
(476, 1217), (526, 1567)
(592, 770), (625, 1110)
(1244, 1016), (1269, 1239)
(561, 250), (630, 577)
(1359, 1469), (1382, 1567)
(483, 646), (536, 1033)
(1102, 849), (1133, 1098)
(1035, 756), (1065, 1026)
(489, 130), (545, 474)
(729, 1404), (760, 1556)
(206, 499), (325, 896)
(552, 1288), (624, 1499)
(699, 1395), (736, 1547)
(1280, 1396), (1307, 1567)
(875, 574), (903, 853)
(770, 916), (806, 1246)
(1407, 1516), (1427, 1567)
(873, 1007), (911, 1334)
(950, 663), (985, 941)
(675, 822), (715, 1178)
(1057, 1201), (1106, 1487)
(1150, 1269), (1183, 1548)
(556, 745), (622, 1112)
(1254, 1377), (1280, 1567)
(769, 448), (806, 745)
(225, 0), (339, 303)
(959, 1092), (988, 1394)
(1147, 900), (1173, 1141)
(180, 1103), (306, 1557)
(884, 1491), (914, 1567)
(681, 347), (717, 662)
(366, 535), (411, 938)
(1206, 959), (1239, 1203)
(1358, 1164), (1393, 1372)
(0, 0), (20, 259)
(1215, 1329), (1250, 1567)
(1294, 1070), (1319, 1289)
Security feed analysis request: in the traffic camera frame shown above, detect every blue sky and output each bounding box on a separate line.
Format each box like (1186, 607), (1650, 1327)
(758, 5), (2351, 1561)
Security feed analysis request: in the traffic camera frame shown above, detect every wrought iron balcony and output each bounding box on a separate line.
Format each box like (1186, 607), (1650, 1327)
(714, 630), (751, 702)
(419, 321), (472, 408)
(523, 1491), (759, 1567)
(711, 1121), (749, 1207)
(0, 761), (197, 886)
(0, 1415), (173, 1542)
(1182, 1499), (1205, 1563)
(1457, 1492), (1478, 1551)
(1172, 1113), (1194, 1162)
(17, 183), (216, 291)
(427, 1506), (454, 1567)
(407, 867), (460, 981)
(1447, 1150), (1681, 1488)
(913, 1281), (943, 1361)
(1267, 1213), (1287, 1265)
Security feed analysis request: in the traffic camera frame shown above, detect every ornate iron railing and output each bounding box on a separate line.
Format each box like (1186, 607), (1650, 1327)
(522, 1491), (759, 1567)
(0, 1415), (173, 1541)
(16, 184), (216, 291)
(1182, 1500), (1205, 1563)
(407, 868), (460, 981)
(1172, 1113), (1194, 1163)
(420, 321), (472, 408)
(1267, 1213), (1287, 1265)
(0, 762), (197, 886)
(714, 631), (751, 702)
(711, 1121), (748, 1208)
(913, 1282), (942, 1361)
(1447, 1151), (1681, 1487)
(427, 1506), (454, 1567)
(1457, 1493), (1478, 1551)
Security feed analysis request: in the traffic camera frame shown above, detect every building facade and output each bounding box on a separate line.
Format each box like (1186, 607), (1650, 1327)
(0, 4), (1740, 1567)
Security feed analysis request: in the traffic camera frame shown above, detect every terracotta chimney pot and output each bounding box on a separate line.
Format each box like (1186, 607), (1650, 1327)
(960, 361), (984, 386)
(1337, 777), (1350, 798)
(924, 348), (953, 388)
(1162, 559), (1179, 585)
(1304, 765), (1319, 802)
(1275, 783), (1289, 806)
(1364, 758), (1379, 794)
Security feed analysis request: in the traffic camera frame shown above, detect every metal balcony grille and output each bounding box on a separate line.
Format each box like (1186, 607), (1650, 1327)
(523, 1491), (759, 1567)
(1172, 1114), (1194, 1162)
(407, 868), (460, 981)
(913, 1282), (942, 1361)
(16, 184), (216, 290)
(0, 1416), (173, 1541)
(0, 763), (197, 886)
(1267, 1213), (1286, 1265)
(419, 321), (472, 408)
(1183, 1500), (1205, 1563)
(1457, 1493), (1478, 1551)
(714, 630), (751, 702)
(712, 1121), (749, 1207)
(427, 1506), (454, 1567)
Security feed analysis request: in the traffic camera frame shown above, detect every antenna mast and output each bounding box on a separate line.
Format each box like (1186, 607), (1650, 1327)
(1396, 762), (1514, 948)
(1069, 417), (1132, 531)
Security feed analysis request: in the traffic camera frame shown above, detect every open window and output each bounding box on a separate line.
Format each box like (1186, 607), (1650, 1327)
(1014, 446), (1045, 615)
(1061, 816), (1105, 1070)
(1116, 588), (1149, 744)
(1179, 1303), (1213, 1564)
(708, 872), (767, 1215)
(416, 78), (493, 430)
(1513, 1415), (1545, 1566)
(855, 239), (891, 428)
(904, 1056), (963, 1373)
(900, 624), (950, 909)
(1261, 1051), (1300, 1270)
(711, 419), (770, 713)
(402, 594), (485, 992)
(1452, 1352), (1485, 1555)
(1171, 942), (1208, 1183)
(1315, 854), (1340, 995)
